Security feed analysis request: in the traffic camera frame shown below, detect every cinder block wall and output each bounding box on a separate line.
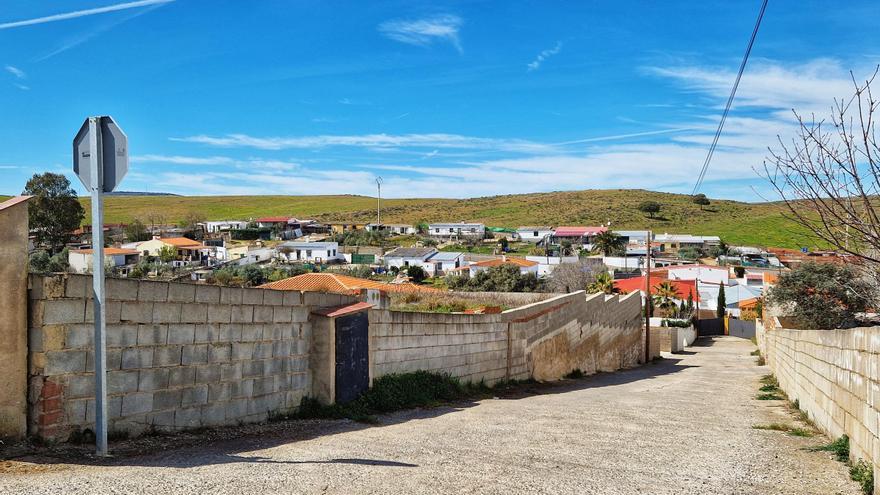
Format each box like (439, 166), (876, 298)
(0, 197), (29, 439)
(370, 291), (644, 385)
(27, 274), (321, 441)
(759, 321), (880, 488)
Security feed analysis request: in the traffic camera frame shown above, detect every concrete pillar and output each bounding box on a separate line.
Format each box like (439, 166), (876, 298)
(0, 196), (30, 438)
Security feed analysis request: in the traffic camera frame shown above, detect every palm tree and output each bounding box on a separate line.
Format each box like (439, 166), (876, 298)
(592, 230), (626, 256)
(587, 272), (615, 294)
(652, 281), (679, 317)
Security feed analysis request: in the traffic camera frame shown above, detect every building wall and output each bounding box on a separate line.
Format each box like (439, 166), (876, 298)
(758, 320), (880, 490)
(369, 291), (644, 385)
(0, 197), (29, 438)
(26, 274), (333, 442)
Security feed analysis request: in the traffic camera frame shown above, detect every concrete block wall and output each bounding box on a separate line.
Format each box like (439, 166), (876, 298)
(759, 321), (880, 489)
(0, 197), (29, 439)
(27, 274), (315, 441)
(369, 310), (508, 384)
(370, 291), (644, 386)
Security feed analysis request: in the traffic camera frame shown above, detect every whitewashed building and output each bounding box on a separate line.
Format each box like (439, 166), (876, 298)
(278, 241), (343, 263)
(199, 220), (249, 234)
(428, 222), (485, 239)
(68, 248), (140, 274)
(515, 226), (555, 244)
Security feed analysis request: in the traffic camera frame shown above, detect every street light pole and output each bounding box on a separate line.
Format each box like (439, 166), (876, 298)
(645, 229), (652, 363)
(375, 177), (383, 226)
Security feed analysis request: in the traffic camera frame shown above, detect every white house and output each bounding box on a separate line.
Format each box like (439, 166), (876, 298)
(423, 251), (465, 276)
(666, 265), (729, 285)
(278, 241), (343, 263)
(428, 222), (485, 239)
(654, 233), (722, 252)
(199, 220), (249, 234)
(516, 226), (555, 244)
(525, 255), (580, 276)
(383, 247), (438, 272)
(698, 282), (762, 317)
(68, 248), (140, 274)
(365, 223), (417, 235)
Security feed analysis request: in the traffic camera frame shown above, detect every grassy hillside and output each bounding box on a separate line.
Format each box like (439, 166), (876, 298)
(71, 189), (816, 249)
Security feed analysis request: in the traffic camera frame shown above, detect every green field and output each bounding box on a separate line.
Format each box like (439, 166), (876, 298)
(4, 190), (818, 248)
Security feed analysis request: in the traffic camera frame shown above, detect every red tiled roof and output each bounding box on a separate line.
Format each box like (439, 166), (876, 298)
(159, 237), (202, 247)
(471, 257), (539, 268)
(259, 273), (440, 295)
(613, 276), (699, 302)
(74, 248), (140, 255)
(554, 226), (607, 237)
(312, 302), (374, 317)
(256, 217), (291, 223)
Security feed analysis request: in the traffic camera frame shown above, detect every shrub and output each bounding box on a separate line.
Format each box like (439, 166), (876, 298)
(406, 265), (428, 283)
(767, 262), (874, 329)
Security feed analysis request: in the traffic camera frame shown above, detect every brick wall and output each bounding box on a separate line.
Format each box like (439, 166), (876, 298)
(758, 320), (880, 489)
(370, 291), (644, 385)
(27, 274), (320, 441)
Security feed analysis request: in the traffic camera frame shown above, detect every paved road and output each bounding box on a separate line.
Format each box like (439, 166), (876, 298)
(0, 337), (860, 494)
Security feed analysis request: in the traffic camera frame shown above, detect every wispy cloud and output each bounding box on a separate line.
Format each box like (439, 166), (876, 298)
(171, 128), (691, 155)
(378, 14), (463, 53)
(0, 0), (174, 30)
(131, 154), (235, 165)
(527, 42), (562, 72)
(13, 83), (30, 91)
(5, 65), (25, 79)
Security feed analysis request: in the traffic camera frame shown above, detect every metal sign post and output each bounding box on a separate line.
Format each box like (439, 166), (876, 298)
(73, 116), (128, 456)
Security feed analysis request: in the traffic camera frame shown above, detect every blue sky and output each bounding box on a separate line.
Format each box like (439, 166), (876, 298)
(1, 1), (878, 201)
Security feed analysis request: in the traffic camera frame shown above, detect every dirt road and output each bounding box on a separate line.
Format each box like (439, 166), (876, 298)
(0, 337), (859, 494)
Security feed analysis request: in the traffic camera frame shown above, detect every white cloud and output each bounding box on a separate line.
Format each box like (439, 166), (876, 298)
(13, 83), (29, 91)
(527, 42), (562, 72)
(5, 65), (25, 79)
(131, 154), (234, 165)
(0, 0), (174, 30)
(378, 14), (463, 53)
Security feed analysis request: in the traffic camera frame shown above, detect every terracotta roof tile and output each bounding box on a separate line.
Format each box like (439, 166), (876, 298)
(260, 273), (440, 295)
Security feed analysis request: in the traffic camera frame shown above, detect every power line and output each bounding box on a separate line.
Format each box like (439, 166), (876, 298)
(692, 0), (769, 195)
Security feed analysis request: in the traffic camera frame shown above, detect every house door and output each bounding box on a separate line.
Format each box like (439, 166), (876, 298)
(334, 311), (370, 403)
(696, 318), (724, 336)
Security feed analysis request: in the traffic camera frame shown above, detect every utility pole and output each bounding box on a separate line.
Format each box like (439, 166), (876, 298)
(375, 177), (383, 226)
(645, 229), (652, 363)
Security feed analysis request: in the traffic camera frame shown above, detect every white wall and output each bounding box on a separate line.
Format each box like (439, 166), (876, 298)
(667, 266), (729, 284)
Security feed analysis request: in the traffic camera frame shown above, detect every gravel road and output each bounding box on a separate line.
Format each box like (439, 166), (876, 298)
(0, 337), (860, 494)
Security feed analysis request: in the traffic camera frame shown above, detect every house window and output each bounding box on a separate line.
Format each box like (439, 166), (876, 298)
(449, 228), (454, 233)
(533, 231), (539, 237)
(306, 250), (312, 257)
(435, 228), (440, 233)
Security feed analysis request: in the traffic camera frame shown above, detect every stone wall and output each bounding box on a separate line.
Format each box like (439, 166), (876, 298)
(758, 320), (880, 488)
(26, 274), (340, 441)
(370, 291), (644, 385)
(0, 197), (29, 439)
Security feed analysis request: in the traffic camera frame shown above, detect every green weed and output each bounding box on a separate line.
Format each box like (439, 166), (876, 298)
(811, 435), (850, 463)
(850, 460), (874, 494)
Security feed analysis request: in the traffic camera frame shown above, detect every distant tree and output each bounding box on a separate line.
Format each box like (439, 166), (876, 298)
(28, 248), (69, 273)
(692, 193), (710, 211)
(158, 245), (176, 263)
(146, 211), (167, 234)
(406, 265), (428, 284)
(708, 240), (729, 258)
(637, 201), (661, 219)
(124, 219), (150, 242)
(179, 212), (207, 239)
(766, 262), (873, 329)
(466, 264), (542, 292)
(415, 222), (429, 234)
(587, 272), (615, 294)
(420, 237), (438, 247)
(499, 237), (509, 252)
(547, 259), (598, 293)
(592, 231), (626, 256)
(678, 247), (702, 260)
(242, 265), (266, 286)
(22, 172), (85, 252)
(716, 284), (726, 318)
(560, 240), (574, 256)
(686, 290), (695, 314)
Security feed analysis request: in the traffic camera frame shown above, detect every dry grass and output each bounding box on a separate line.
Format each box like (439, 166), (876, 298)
(389, 292), (514, 313)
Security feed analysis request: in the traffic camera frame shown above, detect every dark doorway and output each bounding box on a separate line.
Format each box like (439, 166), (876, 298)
(696, 318), (724, 336)
(335, 311), (370, 404)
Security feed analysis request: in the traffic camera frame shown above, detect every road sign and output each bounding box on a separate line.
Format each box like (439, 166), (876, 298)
(73, 116), (128, 192)
(72, 116), (128, 457)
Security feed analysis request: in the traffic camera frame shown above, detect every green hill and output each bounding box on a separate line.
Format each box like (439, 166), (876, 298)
(65, 189), (814, 249)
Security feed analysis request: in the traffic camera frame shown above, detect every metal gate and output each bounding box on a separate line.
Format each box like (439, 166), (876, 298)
(728, 319), (757, 339)
(696, 318), (724, 336)
(334, 311), (370, 404)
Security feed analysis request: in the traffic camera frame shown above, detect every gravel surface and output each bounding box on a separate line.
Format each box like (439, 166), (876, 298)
(0, 337), (860, 494)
